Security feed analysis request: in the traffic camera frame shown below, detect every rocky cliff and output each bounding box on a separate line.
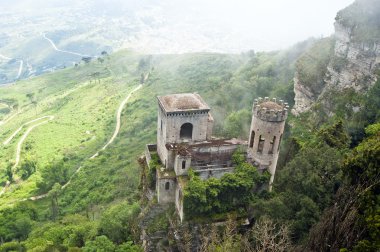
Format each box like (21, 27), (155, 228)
(293, 0), (380, 115)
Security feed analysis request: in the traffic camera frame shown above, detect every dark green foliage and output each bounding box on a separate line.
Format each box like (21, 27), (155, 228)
(318, 120), (350, 149)
(148, 154), (160, 190)
(83, 236), (142, 252)
(0, 241), (24, 252)
(99, 202), (140, 244)
(183, 161), (269, 219)
(83, 236), (116, 252)
(321, 75), (380, 147)
(0, 203), (38, 243)
(24, 215), (98, 251)
(223, 109), (251, 138)
(37, 159), (69, 192)
(362, 76), (380, 124)
(296, 37), (334, 94)
(252, 124), (345, 242)
(307, 123), (380, 251)
(19, 156), (37, 180)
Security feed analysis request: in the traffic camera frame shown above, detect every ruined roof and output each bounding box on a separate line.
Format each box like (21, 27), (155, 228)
(157, 93), (210, 112)
(165, 138), (247, 151)
(260, 101), (283, 110)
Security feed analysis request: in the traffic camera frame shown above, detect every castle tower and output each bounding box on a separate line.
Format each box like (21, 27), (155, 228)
(156, 93), (214, 170)
(247, 97), (288, 189)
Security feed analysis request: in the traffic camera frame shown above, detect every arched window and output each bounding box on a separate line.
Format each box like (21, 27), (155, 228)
(165, 181), (170, 190)
(180, 123), (193, 139)
(268, 136), (276, 154)
(182, 160), (186, 169)
(249, 130), (255, 148)
(257, 135), (265, 153)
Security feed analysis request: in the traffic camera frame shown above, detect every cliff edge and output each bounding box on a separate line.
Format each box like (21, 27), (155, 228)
(293, 0), (380, 115)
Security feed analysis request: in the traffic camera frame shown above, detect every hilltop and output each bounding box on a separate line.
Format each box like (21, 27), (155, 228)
(0, 0), (379, 250)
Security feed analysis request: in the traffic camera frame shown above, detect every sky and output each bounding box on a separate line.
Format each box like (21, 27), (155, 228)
(0, 0), (356, 52)
(159, 0), (356, 51)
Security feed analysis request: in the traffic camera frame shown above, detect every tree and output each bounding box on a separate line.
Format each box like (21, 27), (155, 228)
(83, 236), (115, 252)
(37, 159), (69, 192)
(99, 202), (140, 244)
(26, 93), (35, 103)
(49, 183), (61, 220)
(82, 57), (92, 64)
(318, 120), (350, 149)
(0, 203), (37, 243)
(5, 162), (13, 182)
(224, 109), (251, 138)
(307, 123), (380, 251)
(19, 156), (37, 180)
(248, 217), (292, 252)
(183, 161), (269, 219)
(198, 215), (291, 252)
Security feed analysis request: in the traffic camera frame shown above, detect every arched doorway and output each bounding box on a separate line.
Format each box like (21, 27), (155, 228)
(180, 123), (193, 139)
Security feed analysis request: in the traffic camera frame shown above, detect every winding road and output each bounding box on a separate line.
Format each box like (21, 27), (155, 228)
(12, 116), (54, 170)
(0, 116), (54, 196)
(42, 33), (92, 58)
(3, 116), (54, 145)
(90, 84), (143, 158)
(1, 84), (143, 202)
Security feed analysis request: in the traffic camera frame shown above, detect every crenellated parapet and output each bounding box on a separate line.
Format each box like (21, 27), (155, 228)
(253, 97), (289, 122)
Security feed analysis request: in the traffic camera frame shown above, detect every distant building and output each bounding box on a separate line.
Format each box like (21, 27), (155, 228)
(145, 93), (288, 221)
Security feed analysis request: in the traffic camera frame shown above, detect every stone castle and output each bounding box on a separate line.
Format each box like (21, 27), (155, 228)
(145, 93), (288, 221)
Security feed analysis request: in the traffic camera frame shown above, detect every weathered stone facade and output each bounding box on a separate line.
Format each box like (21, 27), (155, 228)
(146, 93), (288, 221)
(247, 97), (288, 188)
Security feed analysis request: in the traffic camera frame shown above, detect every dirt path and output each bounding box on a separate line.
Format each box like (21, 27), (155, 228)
(0, 111), (19, 127)
(3, 116), (53, 145)
(42, 33), (92, 58)
(0, 102), (19, 127)
(13, 116), (54, 170)
(90, 84), (142, 158)
(2, 84), (143, 201)
(0, 116), (54, 197)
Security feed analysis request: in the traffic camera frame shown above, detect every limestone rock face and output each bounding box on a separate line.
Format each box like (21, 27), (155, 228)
(292, 20), (380, 115)
(292, 74), (315, 115)
(325, 22), (380, 92)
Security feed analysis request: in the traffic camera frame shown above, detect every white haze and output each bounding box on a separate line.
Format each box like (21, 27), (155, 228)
(0, 0), (355, 53)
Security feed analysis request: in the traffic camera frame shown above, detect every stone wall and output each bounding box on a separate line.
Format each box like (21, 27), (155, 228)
(247, 99), (287, 186)
(174, 155), (191, 176)
(156, 175), (176, 203)
(195, 167), (235, 180)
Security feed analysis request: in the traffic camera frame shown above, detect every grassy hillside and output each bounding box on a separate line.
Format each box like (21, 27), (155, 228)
(0, 44), (307, 250)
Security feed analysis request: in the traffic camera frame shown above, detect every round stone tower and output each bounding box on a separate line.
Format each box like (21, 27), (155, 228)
(247, 97), (288, 189)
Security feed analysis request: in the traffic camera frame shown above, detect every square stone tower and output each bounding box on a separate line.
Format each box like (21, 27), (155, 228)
(157, 93), (214, 169)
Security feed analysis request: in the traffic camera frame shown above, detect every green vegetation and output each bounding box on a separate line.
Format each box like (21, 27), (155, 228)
(306, 123), (380, 251)
(0, 47), (303, 249)
(336, 0), (380, 43)
(183, 152), (270, 220)
(0, 13), (378, 248)
(296, 37), (334, 94)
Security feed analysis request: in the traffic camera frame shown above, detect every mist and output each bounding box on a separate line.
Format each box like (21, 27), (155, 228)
(0, 0), (355, 53)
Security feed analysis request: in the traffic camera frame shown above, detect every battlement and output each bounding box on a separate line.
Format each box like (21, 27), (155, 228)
(253, 97), (289, 122)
